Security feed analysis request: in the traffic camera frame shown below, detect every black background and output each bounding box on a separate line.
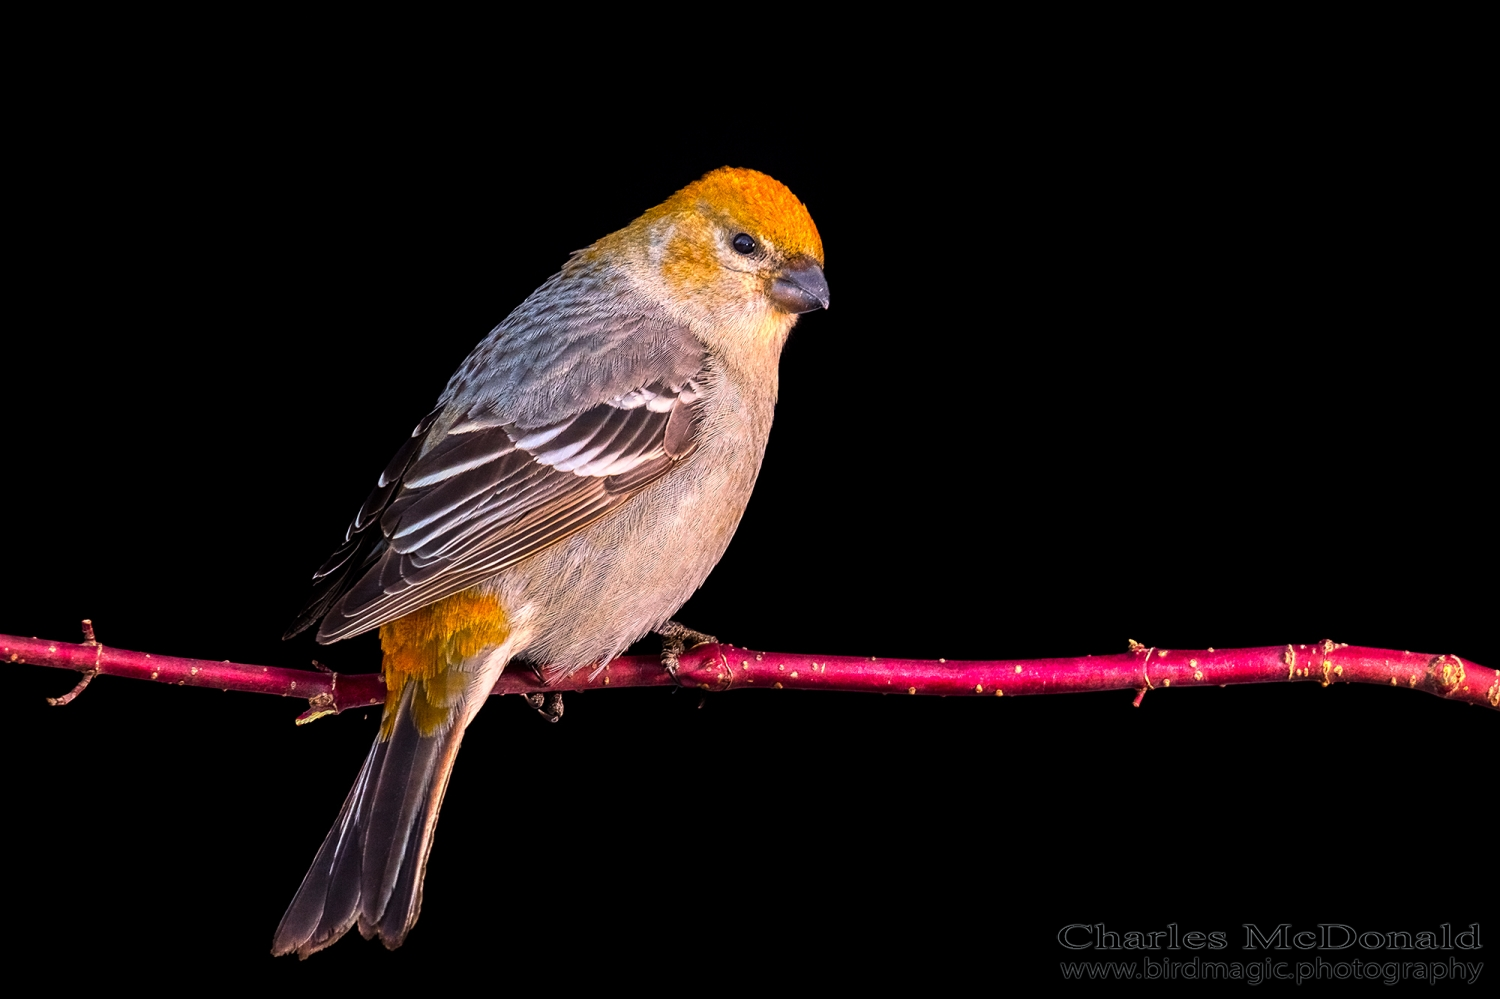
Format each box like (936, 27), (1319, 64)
(8, 31), (1491, 990)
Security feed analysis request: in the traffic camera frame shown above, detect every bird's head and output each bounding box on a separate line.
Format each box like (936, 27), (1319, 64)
(594, 167), (828, 346)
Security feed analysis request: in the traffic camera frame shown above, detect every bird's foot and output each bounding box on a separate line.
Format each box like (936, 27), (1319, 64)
(523, 691), (564, 723)
(656, 620), (718, 686)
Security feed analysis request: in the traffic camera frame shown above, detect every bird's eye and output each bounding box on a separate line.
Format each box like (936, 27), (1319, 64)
(731, 232), (757, 255)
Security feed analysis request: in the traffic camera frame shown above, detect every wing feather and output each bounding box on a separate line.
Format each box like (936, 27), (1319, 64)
(285, 282), (711, 644)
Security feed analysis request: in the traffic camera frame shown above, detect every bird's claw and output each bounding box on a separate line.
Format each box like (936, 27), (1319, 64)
(524, 691), (564, 723)
(656, 620), (718, 687)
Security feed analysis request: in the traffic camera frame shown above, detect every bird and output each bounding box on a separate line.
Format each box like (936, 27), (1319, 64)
(270, 167), (828, 958)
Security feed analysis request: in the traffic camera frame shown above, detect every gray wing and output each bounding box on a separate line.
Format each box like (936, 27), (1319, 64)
(287, 273), (709, 644)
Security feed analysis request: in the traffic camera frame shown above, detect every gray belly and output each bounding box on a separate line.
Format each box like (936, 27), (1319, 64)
(489, 389), (772, 673)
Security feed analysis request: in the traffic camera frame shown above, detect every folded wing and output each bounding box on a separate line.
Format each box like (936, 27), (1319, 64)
(286, 298), (708, 644)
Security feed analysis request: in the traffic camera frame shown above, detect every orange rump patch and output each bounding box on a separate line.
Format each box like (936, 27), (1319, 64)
(379, 589), (509, 737)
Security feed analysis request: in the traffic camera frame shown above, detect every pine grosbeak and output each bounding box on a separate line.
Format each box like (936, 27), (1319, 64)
(272, 167), (827, 957)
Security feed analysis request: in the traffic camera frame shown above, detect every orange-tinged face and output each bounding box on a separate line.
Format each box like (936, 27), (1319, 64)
(662, 167), (824, 266)
(594, 167), (827, 320)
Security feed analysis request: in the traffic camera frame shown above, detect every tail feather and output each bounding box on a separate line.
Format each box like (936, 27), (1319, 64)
(357, 691), (466, 945)
(271, 683), (467, 958)
(373, 726), (464, 944)
(270, 738), (383, 956)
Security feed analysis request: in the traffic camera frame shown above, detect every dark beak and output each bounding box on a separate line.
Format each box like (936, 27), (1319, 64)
(768, 258), (830, 314)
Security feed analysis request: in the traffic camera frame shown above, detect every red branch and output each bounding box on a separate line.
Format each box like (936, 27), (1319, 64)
(6, 626), (1496, 716)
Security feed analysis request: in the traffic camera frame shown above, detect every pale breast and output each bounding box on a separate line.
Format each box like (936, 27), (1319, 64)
(489, 369), (775, 674)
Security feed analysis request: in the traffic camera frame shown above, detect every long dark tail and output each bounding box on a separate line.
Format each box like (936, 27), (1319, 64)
(271, 683), (467, 958)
